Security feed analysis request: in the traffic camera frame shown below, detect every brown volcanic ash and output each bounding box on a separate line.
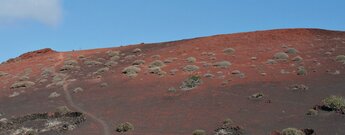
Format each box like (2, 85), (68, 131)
(0, 28), (345, 135)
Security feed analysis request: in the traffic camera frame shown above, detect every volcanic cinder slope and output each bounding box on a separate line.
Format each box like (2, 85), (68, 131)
(1, 28), (345, 135)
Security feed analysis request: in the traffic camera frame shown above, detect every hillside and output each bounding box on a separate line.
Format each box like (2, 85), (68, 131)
(1, 28), (345, 135)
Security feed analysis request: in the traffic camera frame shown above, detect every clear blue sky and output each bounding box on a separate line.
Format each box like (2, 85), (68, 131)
(0, 0), (345, 62)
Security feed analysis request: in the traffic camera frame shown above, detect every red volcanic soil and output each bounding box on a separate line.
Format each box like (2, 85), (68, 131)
(1, 28), (345, 135)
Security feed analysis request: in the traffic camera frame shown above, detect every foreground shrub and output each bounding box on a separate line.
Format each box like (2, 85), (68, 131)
(183, 65), (199, 72)
(180, 75), (202, 90)
(223, 48), (235, 55)
(322, 95), (345, 110)
(116, 122), (134, 132)
(122, 66), (141, 77)
(281, 128), (305, 135)
(192, 129), (206, 135)
(213, 61), (231, 68)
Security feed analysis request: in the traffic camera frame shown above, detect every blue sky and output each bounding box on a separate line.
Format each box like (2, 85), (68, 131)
(0, 0), (345, 62)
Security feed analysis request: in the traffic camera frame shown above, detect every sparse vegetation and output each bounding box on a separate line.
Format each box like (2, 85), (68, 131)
(48, 92), (61, 98)
(64, 59), (78, 66)
(213, 61), (231, 68)
(10, 81), (35, 89)
(183, 65), (199, 72)
(84, 60), (103, 66)
(132, 48), (142, 53)
(306, 109), (318, 116)
(55, 106), (71, 115)
(289, 84), (309, 91)
(0, 71), (8, 77)
(335, 55), (345, 63)
(266, 59), (277, 64)
(151, 55), (161, 59)
(214, 118), (244, 135)
(93, 67), (109, 75)
(186, 57), (196, 63)
(192, 129), (206, 135)
(322, 95), (345, 110)
(203, 73), (214, 78)
(292, 56), (303, 62)
(116, 122), (134, 132)
(249, 92), (264, 100)
(132, 60), (145, 65)
(122, 66), (141, 77)
(169, 69), (179, 75)
(168, 87), (177, 93)
(100, 82), (108, 88)
(124, 55), (136, 60)
(285, 48), (299, 54)
(148, 67), (166, 76)
(223, 48), (235, 55)
(297, 66), (307, 76)
(110, 56), (120, 61)
(104, 61), (118, 67)
(107, 50), (120, 57)
(149, 60), (165, 68)
(273, 52), (289, 61)
(164, 57), (178, 63)
(180, 75), (202, 90)
(281, 128), (305, 135)
(73, 87), (84, 93)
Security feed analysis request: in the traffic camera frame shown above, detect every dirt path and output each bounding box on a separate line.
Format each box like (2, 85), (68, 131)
(54, 53), (111, 135)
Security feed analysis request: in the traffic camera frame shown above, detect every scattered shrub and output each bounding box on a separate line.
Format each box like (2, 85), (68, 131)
(0, 71), (8, 77)
(273, 52), (289, 61)
(107, 50), (120, 57)
(289, 84), (309, 91)
(335, 55), (345, 63)
(55, 106), (71, 115)
(48, 92), (61, 98)
(132, 60), (145, 65)
(148, 67), (166, 76)
(164, 57), (178, 63)
(213, 61), (231, 68)
(84, 60), (103, 66)
(9, 92), (20, 98)
(266, 59), (277, 64)
(168, 87), (177, 93)
(124, 55), (136, 60)
(223, 48), (235, 55)
(183, 65), (199, 72)
(116, 122), (134, 132)
(292, 56), (303, 62)
(180, 75), (202, 90)
(306, 109), (318, 116)
(122, 66), (141, 77)
(203, 73), (214, 78)
(110, 56), (120, 61)
(73, 87), (84, 93)
(231, 70), (241, 75)
(78, 55), (85, 59)
(19, 75), (30, 81)
(132, 48), (142, 53)
(100, 83), (108, 88)
(192, 129), (206, 135)
(93, 67), (109, 75)
(151, 55), (161, 59)
(186, 57), (196, 63)
(10, 81), (35, 89)
(149, 60), (165, 68)
(281, 128), (305, 135)
(285, 48), (299, 54)
(322, 95), (345, 110)
(249, 92), (264, 100)
(169, 69), (179, 75)
(297, 66), (307, 76)
(104, 61), (118, 67)
(41, 67), (54, 78)
(64, 59), (78, 66)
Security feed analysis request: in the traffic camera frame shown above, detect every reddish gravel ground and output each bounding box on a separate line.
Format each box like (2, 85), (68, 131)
(1, 28), (345, 135)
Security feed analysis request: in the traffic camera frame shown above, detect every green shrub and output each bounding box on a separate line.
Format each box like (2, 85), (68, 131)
(335, 55), (345, 63)
(116, 122), (134, 132)
(322, 95), (345, 110)
(192, 129), (206, 135)
(180, 75), (202, 90)
(213, 61), (231, 68)
(285, 48), (299, 54)
(292, 56), (303, 62)
(273, 52), (289, 61)
(183, 65), (199, 72)
(149, 60), (165, 68)
(122, 66), (141, 77)
(132, 60), (145, 65)
(223, 48), (235, 55)
(281, 128), (305, 135)
(297, 66), (307, 76)
(186, 57), (196, 63)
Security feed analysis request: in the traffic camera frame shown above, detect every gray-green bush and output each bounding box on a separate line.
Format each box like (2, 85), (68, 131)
(180, 75), (202, 90)
(122, 66), (141, 77)
(183, 65), (199, 72)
